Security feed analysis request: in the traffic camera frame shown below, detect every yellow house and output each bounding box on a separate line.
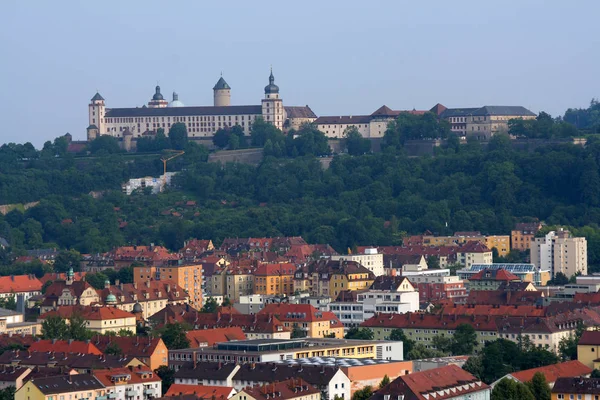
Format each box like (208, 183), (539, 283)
(577, 331), (600, 369)
(309, 259), (375, 299)
(16, 374), (105, 400)
(230, 378), (319, 400)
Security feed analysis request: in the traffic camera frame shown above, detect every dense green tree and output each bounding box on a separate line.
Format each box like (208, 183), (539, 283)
(407, 344), (445, 360)
(159, 323), (191, 350)
(156, 365), (175, 395)
(88, 135), (121, 154)
(213, 128), (230, 149)
(451, 324), (478, 355)
(379, 375), (390, 389)
(389, 329), (414, 359)
(525, 372), (551, 400)
(201, 297), (218, 313)
(291, 325), (307, 339)
(54, 249), (82, 272)
(293, 124), (330, 156)
(344, 127), (371, 155)
(559, 322), (585, 361)
(41, 315), (70, 339)
(591, 369), (600, 378)
(345, 327), (374, 340)
(491, 378), (535, 400)
(168, 123), (188, 150)
(105, 342), (123, 355)
(0, 386), (16, 400)
(351, 386), (372, 400)
(431, 334), (452, 355)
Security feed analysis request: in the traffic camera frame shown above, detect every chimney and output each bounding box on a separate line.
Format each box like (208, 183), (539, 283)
(146, 280), (151, 288)
(134, 282), (138, 289)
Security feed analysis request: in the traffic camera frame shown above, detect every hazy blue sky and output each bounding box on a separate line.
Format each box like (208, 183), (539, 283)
(2, 0), (599, 146)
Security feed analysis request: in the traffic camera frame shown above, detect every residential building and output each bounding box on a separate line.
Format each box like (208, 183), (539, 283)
(29, 339), (103, 355)
(148, 304), (290, 340)
(207, 264), (255, 303)
(357, 246), (458, 270)
(40, 271), (87, 285)
(107, 245), (181, 269)
(186, 327), (246, 348)
(370, 364), (490, 400)
(0, 275), (42, 302)
(274, 357), (412, 396)
(551, 377), (600, 400)
(40, 269), (100, 313)
(511, 222), (542, 251)
(254, 263), (295, 297)
(466, 268), (522, 291)
(233, 294), (270, 315)
(88, 72), (315, 140)
(97, 279), (189, 319)
(0, 350), (143, 373)
(457, 263), (551, 286)
(92, 336), (169, 370)
(411, 356), (470, 373)
(314, 106), (426, 138)
(259, 303), (344, 338)
(328, 276), (419, 328)
(93, 365), (162, 400)
(0, 367), (31, 390)
(401, 272), (467, 304)
(180, 239), (215, 260)
(15, 374), (105, 400)
(532, 230), (588, 278)
(577, 331), (600, 369)
(492, 360), (592, 388)
(434, 106), (478, 135)
(307, 259), (375, 299)
(332, 248), (385, 277)
(169, 338), (404, 367)
(229, 378), (319, 400)
(408, 233), (510, 257)
(38, 305), (137, 334)
(361, 304), (600, 354)
(150, 263), (204, 308)
(457, 241), (492, 269)
(232, 363), (350, 400)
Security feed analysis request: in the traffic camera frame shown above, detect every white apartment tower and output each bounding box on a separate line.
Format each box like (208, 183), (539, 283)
(332, 248), (385, 277)
(531, 230), (587, 278)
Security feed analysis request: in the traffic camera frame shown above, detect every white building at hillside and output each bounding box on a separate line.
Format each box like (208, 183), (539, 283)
(531, 230), (587, 278)
(121, 172), (177, 195)
(87, 70), (317, 140)
(332, 248), (385, 277)
(328, 276), (419, 328)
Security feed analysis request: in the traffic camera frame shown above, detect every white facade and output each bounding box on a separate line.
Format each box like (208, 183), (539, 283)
(121, 172), (177, 195)
(88, 71), (315, 140)
(332, 249), (384, 277)
(329, 290), (419, 328)
(104, 380), (161, 400)
(531, 230), (588, 277)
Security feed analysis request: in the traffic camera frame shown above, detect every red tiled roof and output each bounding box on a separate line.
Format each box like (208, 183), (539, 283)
(97, 280), (188, 304)
(579, 331), (600, 346)
(165, 384), (235, 399)
(40, 272), (87, 285)
(254, 263), (295, 276)
(186, 327), (246, 347)
(509, 360), (592, 384)
(458, 241), (491, 253)
(39, 305), (135, 321)
(29, 340), (103, 355)
(0, 275), (42, 294)
(373, 365), (488, 400)
(469, 269), (520, 281)
(149, 304), (288, 334)
(91, 336), (164, 358)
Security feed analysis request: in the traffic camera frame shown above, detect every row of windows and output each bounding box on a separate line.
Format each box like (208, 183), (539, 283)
(106, 115), (257, 124)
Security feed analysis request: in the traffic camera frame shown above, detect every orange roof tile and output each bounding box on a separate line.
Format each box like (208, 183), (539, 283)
(0, 275), (42, 294)
(40, 305), (135, 321)
(165, 384), (235, 399)
(29, 340), (103, 355)
(259, 304), (343, 325)
(186, 327), (246, 347)
(509, 360), (592, 384)
(93, 365), (160, 386)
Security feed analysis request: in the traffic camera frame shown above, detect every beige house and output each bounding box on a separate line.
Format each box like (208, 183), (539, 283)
(16, 374), (105, 400)
(314, 106), (426, 139)
(39, 305), (137, 334)
(88, 70), (315, 140)
(531, 230), (588, 278)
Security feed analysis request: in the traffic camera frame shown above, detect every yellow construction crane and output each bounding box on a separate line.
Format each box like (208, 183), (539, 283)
(160, 151), (184, 190)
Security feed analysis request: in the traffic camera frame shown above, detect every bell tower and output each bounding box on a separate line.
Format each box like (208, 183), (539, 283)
(88, 92), (106, 138)
(261, 68), (284, 130)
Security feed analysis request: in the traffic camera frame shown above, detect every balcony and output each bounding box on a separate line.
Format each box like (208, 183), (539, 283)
(96, 396), (108, 400)
(144, 388), (158, 396)
(126, 389), (137, 397)
(107, 393), (117, 399)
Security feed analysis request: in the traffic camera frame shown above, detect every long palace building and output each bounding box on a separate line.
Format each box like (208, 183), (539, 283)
(86, 70), (317, 141)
